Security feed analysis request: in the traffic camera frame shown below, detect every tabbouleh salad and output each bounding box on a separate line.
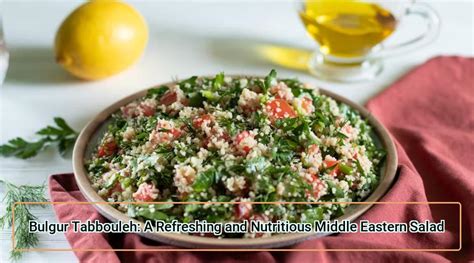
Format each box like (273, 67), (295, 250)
(86, 70), (385, 238)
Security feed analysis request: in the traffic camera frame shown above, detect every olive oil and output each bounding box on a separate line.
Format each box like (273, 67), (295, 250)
(299, 0), (397, 58)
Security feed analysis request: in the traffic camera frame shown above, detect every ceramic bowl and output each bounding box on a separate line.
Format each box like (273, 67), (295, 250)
(73, 77), (397, 248)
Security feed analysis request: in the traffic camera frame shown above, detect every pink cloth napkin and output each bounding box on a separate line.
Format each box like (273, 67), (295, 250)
(49, 56), (473, 262)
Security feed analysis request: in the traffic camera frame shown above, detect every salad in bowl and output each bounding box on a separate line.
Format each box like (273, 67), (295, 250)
(83, 70), (387, 239)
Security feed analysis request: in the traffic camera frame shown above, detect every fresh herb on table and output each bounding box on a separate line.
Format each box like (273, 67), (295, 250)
(0, 180), (48, 260)
(0, 117), (78, 159)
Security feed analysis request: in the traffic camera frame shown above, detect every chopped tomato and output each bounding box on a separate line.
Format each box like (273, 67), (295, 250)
(314, 179), (325, 197)
(150, 128), (182, 146)
(235, 202), (252, 220)
(97, 141), (118, 157)
(305, 173), (324, 198)
(324, 159), (338, 168)
(160, 91), (178, 105)
(235, 131), (250, 144)
(170, 128), (182, 138)
(153, 120), (182, 142)
(270, 83), (294, 101)
(156, 119), (174, 130)
(234, 131), (254, 154)
(122, 103), (155, 117)
(122, 104), (138, 118)
(108, 182), (123, 195)
(133, 183), (159, 202)
(140, 104), (155, 117)
(97, 147), (106, 157)
(324, 160), (340, 176)
(220, 132), (231, 142)
(241, 146), (251, 154)
(134, 194), (154, 202)
(265, 99), (297, 120)
(192, 114), (213, 128)
(201, 137), (210, 148)
(201, 132), (230, 149)
(309, 173), (319, 183)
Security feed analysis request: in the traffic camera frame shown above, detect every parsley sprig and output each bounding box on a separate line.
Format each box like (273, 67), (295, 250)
(0, 180), (48, 260)
(0, 117), (78, 159)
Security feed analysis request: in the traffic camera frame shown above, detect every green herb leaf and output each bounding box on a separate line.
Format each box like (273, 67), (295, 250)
(0, 138), (48, 159)
(200, 90), (220, 101)
(0, 117), (78, 159)
(188, 92), (204, 107)
(58, 137), (77, 156)
(53, 117), (76, 134)
(355, 159), (366, 176)
(153, 201), (174, 210)
(137, 208), (169, 221)
(302, 207), (325, 222)
(104, 173), (119, 189)
(179, 76), (198, 93)
(146, 85), (169, 98)
(245, 157), (269, 174)
(264, 69), (277, 92)
(213, 72), (225, 90)
(337, 132), (349, 139)
(339, 163), (353, 175)
(193, 169), (216, 192)
(185, 204), (199, 213)
(137, 201), (174, 211)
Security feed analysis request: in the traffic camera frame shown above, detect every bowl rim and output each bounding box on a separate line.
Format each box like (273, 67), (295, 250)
(73, 76), (398, 248)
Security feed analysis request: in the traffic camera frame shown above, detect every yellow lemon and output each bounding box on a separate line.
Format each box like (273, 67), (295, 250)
(55, 0), (148, 80)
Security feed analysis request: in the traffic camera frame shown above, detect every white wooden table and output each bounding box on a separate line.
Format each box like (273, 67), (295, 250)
(0, 0), (472, 262)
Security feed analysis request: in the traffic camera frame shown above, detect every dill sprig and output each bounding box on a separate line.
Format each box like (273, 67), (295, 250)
(0, 117), (78, 159)
(0, 180), (48, 260)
